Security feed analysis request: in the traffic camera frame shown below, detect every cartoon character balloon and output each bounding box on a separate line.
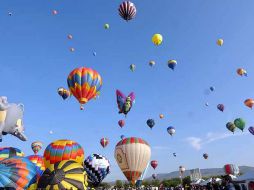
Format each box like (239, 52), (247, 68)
(67, 67), (102, 110)
(168, 60), (177, 70)
(152, 34), (163, 46)
(147, 119), (155, 129)
(244, 99), (254, 109)
(234, 118), (245, 131)
(31, 141), (42, 155)
(118, 1), (137, 21)
(116, 90), (135, 116)
(83, 154), (110, 186)
(100, 138), (109, 148)
(114, 137), (151, 185)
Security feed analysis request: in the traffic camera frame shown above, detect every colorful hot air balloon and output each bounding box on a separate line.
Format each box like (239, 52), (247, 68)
(168, 60), (177, 70)
(226, 122), (236, 133)
(152, 174), (157, 179)
(152, 34), (163, 46)
(234, 118), (245, 131)
(146, 119), (155, 129)
(244, 99), (254, 109)
(120, 135), (125, 140)
(31, 141), (42, 154)
(217, 104), (224, 112)
(224, 164), (239, 176)
(104, 24), (109, 29)
(52, 10), (58, 15)
(248, 126), (254, 135)
(114, 137), (151, 185)
(203, 153), (208, 159)
(38, 160), (88, 190)
(116, 90), (135, 116)
(237, 68), (247, 76)
(100, 138), (109, 148)
(118, 1), (137, 21)
(43, 139), (84, 169)
(0, 147), (24, 161)
(118, 120), (125, 128)
(149, 60), (155, 67)
(159, 114), (164, 119)
(130, 64), (136, 72)
(57, 87), (70, 100)
(83, 154), (110, 186)
(167, 126), (176, 136)
(217, 39), (224, 46)
(67, 34), (73, 40)
(67, 67), (102, 110)
(27, 155), (45, 181)
(151, 160), (158, 169)
(0, 157), (37, 190)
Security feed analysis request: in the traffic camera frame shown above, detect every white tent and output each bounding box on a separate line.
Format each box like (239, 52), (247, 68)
(234, 171), (254, 181)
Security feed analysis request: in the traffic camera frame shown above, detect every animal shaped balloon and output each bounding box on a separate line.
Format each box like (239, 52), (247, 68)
(116, 90), (135, 116)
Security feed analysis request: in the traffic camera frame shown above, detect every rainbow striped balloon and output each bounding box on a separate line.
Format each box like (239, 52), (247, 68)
(43, 139), (84, 169)
(0, 147), (24, 161)
(27, 155), (45, 179)
(67, 67), (102, 109)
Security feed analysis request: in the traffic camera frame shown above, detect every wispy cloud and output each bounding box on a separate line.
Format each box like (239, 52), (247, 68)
(185, 132), (248, 150)
(153, 146), (171, 150)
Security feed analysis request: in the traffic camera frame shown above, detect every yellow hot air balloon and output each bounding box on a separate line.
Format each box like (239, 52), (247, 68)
(152, 34), (163, 46)
(114, 137), (151, 185)
(217, 39), (224, 46)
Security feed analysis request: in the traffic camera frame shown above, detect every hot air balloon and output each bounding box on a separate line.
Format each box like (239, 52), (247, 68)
(67, 34), (73, 40)
(167, 126), (176, 136)
(217, 104), (224, 112)
(244, 99), (254, 109)
(93, 52), (97, 56)
(168, 60), (177, 70)
(100, 138), (109, 148)
(205, 102), (209, 107)
(38, 160), (88, 190)
(159, 114), (164, 119)
(234, 118), (245, 131)
(226, 122), (236, 133)
(149, 60), (155, 67)
(210, 86), (215, 91)
(43, 139), (84, 169)
(217, 39), (224, 46)
(151, 160), (158, 169)
(118, 120), (125, 128)
(104, 24), (109, 29)
(118, 1), (136, 21)
(152, 174), (157, 179)
(237, 68), (247, 77)
(52, 10), (58, 15)
(146, 119), (155, 129)
(31, 141), (42, 154)
(248, 127), (254, 135)
(83, 154), (110, 186)
(152, 34), (163, 46)
(224, 164), (239, 176)
(120, 135), (125, 140)
(8, 12), (12, 16)
(173, 153), (176, 157)
(130, 64), (136, 72)
(203, 153), (208, 159)
(70, 47), (75, 52)
(0, 157), (37, 190)
(114, 137), (151, 185)
(0, 147), (24, 161)
(136, 163), (149, 187)
(57, 87), (70, 100)
(67, 67), (102, 110)
(179, 166), (186, 177)
(27, 155), (45, 180)
(116, 90), (135, 116)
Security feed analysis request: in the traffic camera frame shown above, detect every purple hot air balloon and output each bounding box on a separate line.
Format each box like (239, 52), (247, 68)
(118, 1), (137, 21)
(217, 104), (224, 112)
(248, 126), (254, 135)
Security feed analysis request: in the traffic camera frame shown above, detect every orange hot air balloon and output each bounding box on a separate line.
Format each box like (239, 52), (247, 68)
(159, 114), (164, 119)
(237, 68), (247, 76)
(244, 99), (254, 109)
(67, 67), (102, 110)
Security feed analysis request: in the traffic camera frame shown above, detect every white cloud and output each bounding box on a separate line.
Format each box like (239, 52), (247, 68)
(185, 132), (248, 151)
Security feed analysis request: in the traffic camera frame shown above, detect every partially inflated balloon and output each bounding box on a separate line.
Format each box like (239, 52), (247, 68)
(118, 1), (137, 21)
(244, 99), (254, 109)
(67, 67), (102, 110)
(114, 137), (151, 185)
(43, 139), (84, 169)
(168, 60), (177, 70)
(237, 68), (247, 77)
(0, 147), (24, 161)
(248, 127), (254, 135)
(217, 104), (224, 112)
(151, 160), (158, 169)
(118, 120), (125, 128)
(226, 122), (236, 133)
(147, 119), (155, 129)
(203, 153), (208, 159)
(100, 138), (109, 148)
(217, 39), (224, 46)
(83, 154), (110, 186)
(167, 126), (175, 136)
(152, 34), (163, 46)
(234, 118), (245, 131)
(31, 141), (42, 154)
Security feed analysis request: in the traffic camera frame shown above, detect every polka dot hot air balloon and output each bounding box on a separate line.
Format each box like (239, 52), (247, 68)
(31, 141), (42, 154)
(43, 139), (84, 169)
(0, 147), (24, 161)
(0, 157), (37, 190)
(118, 1), (137, 21)
(67, 67), (102, 110)
(38, 160), (88, 190)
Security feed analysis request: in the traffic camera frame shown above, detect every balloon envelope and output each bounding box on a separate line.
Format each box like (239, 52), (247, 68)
(167, 126), (176, 136)
(224, 164), (239, 175)
(152, 34), (163, 46)
(234, 118), (245, 131)
(217, 39), (224, 46)
(100, 138), (109, 148)
(151, 160), (158, 169)
(217, 104), (224, 112)
(146, 119), (155, 129)
(248, 127), (254, 135)
(244, 99), (254, 109)
(237, 68), (247, 76)
(31, 141), (42, 154)
(149, 61), (155, 67)
(118, 120), (125, 128)
(168, 60), (177, 70)
(0, 147), (24, 161)
(226, 122), (236, 133)
(203, 153), (208, 159)
(118, 1), (137, 21)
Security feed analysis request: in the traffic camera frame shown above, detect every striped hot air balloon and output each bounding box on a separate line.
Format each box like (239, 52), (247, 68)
(100, 138), (109, 148)
(38, 160), (88, 190)
(31, 141), (43, 154)
(67, 67), (102, 110)
(0, 157), (37, 190)
(43, 139), (84, 169)
(27, 155), (45, 179)
(224, 164), (239, 176)
(0, 147), (24, 161)
(114, 137), (151, 185)
(118, 1), (137, 21)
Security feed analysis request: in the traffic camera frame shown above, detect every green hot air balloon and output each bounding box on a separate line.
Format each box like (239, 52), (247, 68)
(226, 122), (236, 133)
(234, 118), (245, 131)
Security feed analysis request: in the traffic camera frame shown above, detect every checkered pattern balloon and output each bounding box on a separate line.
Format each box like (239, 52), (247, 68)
(83, 154), (110, 186)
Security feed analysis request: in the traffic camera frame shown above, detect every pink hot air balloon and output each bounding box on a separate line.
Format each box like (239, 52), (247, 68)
(100, 138), (109, 148)
(150, 160), (158, 169)
(118, 120), (125, 128)
(52, 10), (58, 15)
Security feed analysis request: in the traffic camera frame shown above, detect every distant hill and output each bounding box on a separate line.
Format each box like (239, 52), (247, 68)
(145, 166), (254, 181)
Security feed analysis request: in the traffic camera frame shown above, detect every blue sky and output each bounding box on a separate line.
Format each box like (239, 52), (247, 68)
(0, 0), (254, 182)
